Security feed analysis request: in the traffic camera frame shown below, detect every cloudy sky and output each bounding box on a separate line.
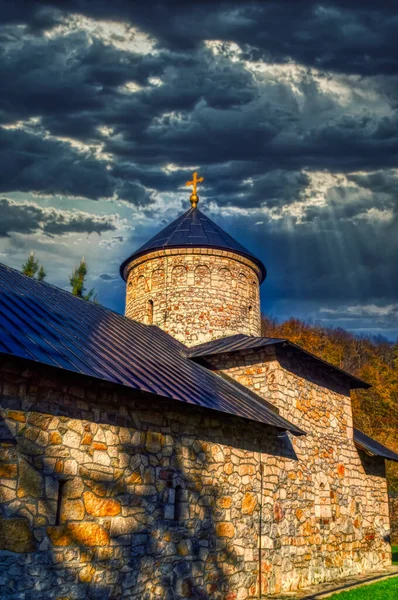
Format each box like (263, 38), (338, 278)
(1, 1), (398, 339)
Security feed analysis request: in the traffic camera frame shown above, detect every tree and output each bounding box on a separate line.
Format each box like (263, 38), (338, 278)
(22, 252), (46, 281)
(69, 258), (96, 302)
(37, 265), (46, 282)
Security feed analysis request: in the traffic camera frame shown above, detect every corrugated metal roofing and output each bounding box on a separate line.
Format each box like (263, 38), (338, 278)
(186, 334), (370, 390)
(354, 429), (398, 462)
(0, 263), (304, 435)
(120, 207), (267, 282)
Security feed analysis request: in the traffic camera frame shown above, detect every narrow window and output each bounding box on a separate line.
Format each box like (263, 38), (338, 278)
(55, 479), (67, 526)
(174, 485), (183, 521)
(146, 299), (154, 325)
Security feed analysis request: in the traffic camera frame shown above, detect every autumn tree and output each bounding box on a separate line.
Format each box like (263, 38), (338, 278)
(21, 252), (46, 281)
(261, 313), (398, 491)
(69, 258), (96, 302)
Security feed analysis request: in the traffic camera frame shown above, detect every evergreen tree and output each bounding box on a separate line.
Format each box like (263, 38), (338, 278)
(69, 258), (96, 302)
(22, 252), (46, 281)
(37, 265), (46, 282)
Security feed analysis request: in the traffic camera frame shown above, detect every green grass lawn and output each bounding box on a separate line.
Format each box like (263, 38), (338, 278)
(327, 576), (398, 599)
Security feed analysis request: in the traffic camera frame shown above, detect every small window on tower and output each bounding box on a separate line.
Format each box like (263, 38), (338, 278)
(146, 299), (154, 325)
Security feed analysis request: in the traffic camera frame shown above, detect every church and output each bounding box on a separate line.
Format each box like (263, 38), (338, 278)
(0, 173), (397, 599)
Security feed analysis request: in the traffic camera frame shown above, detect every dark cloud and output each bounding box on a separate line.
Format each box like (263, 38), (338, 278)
(0, 128), (115, 199)
(2, 1), (397, 75)
(0, 198), (117, 237)
(0, 1), (397, 337)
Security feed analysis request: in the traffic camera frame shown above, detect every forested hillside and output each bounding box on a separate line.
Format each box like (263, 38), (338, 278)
(261, 316), (398, 491)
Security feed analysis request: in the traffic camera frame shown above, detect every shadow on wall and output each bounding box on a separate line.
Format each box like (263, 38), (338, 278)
(0, 359), (297, 599)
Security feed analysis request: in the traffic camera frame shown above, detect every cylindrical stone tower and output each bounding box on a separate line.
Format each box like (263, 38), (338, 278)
(120, 177), (266, 346)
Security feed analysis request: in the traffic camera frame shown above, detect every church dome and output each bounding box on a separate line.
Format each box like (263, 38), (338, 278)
(120, 207), (267, 283)
(120, 172), (266, 345)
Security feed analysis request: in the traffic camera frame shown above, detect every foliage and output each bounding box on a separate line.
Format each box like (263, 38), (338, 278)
(69, 258), (97, 302)
(37, 265), (46, 282)
(393, 546), (398, 565)
(327, 577), (398, 599)
(261, 316), (398, 491)
(21, 252), (46, 281)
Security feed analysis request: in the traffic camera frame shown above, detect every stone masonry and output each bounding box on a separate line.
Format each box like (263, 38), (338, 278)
(0, 352), (392, 599)
(205, 345), (392, 590)
(124, 248), (261, 346)
(390, 492), (398, 544)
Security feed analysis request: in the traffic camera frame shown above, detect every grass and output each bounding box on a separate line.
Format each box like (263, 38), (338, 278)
(327, 576), (398, 599)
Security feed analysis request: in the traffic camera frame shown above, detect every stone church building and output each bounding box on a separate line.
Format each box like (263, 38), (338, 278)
(0, 177), (397, 599)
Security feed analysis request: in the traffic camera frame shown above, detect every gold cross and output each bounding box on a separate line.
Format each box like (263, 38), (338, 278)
(185, 171), (204, 208)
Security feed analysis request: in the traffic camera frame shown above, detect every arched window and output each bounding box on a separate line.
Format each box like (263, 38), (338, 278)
(145, 299), (154, 325)
(137, 274), (148, 294)
(151, 268), (165, 290)
(194, 265), (211, 286)
(171, 265), (187, 286)
(174, 485), (183, 521)
(239, 273), (248, 297)
(218, 268), (232, 291)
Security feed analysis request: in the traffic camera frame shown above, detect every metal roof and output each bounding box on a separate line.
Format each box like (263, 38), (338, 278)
(0, 263), (304, 435)
(120, 207), (267, 282)
(354, 429), (398, 462)
(186, 334), (370, 390)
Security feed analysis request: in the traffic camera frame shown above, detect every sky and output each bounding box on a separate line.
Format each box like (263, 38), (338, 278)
(0, 0), (397, 340)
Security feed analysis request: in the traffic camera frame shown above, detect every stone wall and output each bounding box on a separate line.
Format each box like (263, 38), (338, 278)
(390, 492), (398, 544)
(124, 248), (262, 346)
(0, 357), (392, 600)
(206, 346), (392, 581)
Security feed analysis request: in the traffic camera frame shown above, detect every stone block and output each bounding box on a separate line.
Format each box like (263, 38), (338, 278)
(216, 522), (235, 538)
(83, 491), (121, 516)
(110, 516), (139, 536)
(0, 463), (17, 478)
(18, 458), (43, 498)
(62, 499), (85, 521)
(0, 518), (36, 553)
(47, 522), (109, 547)
(242, 492), (257, 515)
(217, 496), (232, 509)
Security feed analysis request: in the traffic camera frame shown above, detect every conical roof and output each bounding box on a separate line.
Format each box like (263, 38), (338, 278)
(120, 207), (266, 282)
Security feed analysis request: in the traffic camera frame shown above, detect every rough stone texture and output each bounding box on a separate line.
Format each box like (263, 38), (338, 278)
(124, 247), (261, 345)
(0, 518), (36, 553)
(207, 346), (392, 593)
(390, 492), (398, 544)
(0, 358), (392, 599)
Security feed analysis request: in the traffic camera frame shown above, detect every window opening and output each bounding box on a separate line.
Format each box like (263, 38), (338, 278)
(55, 479), (67, 526)
(174, 485), (183, 521)
(146, 299), (154, 325)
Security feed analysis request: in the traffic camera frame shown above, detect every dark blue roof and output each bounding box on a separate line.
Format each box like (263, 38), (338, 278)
(0, 263), (303, 435)
(186, 333), (370, 390)
(120, 207), (266, 282)
(354, 429), (398, 462)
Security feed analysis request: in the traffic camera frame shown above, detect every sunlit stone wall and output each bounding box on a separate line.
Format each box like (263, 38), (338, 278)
(207, 345), (392, 590)
(0, 358), (391, 599)
(123, 248), (262, 346)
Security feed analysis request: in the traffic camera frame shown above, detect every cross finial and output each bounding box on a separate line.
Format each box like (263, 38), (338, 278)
(185, 171), (204, 208)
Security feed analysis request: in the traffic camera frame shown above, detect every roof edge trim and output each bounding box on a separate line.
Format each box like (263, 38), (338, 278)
(120, 244), (266, 282)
